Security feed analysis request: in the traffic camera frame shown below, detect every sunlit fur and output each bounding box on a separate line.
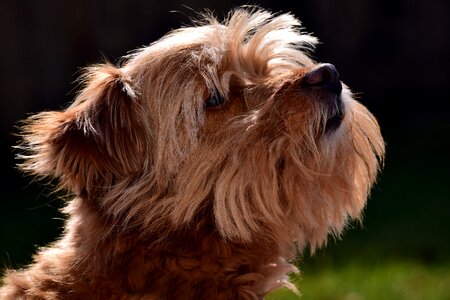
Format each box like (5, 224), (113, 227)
(1, 8), (384, 300)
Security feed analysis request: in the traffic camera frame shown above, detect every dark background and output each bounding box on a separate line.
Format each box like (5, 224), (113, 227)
(1, 0), (449, 279)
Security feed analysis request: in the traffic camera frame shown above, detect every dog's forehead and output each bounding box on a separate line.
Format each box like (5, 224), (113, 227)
(126, 10), (317, 83)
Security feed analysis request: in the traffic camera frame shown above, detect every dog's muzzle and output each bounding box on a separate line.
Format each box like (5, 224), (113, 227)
(304, 63), (345, 131)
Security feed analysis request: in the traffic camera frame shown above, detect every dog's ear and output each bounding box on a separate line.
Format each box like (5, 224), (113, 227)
(19, 64), (148, 194)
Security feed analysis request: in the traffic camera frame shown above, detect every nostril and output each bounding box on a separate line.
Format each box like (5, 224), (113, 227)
(304, 63), (342, 92)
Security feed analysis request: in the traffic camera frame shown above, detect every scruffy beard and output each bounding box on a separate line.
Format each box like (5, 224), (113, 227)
(166, 86), (384, 256)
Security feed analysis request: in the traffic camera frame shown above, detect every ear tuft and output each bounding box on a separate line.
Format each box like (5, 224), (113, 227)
(18, 64), (148, 195)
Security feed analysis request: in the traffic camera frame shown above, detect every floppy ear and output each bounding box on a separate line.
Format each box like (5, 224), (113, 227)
(19, 64), (148, 195)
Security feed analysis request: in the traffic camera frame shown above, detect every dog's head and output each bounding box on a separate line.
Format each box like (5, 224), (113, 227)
(20, 8), (384, 254)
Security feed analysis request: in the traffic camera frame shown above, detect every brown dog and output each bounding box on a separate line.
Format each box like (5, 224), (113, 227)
(1, 8), (384, 299)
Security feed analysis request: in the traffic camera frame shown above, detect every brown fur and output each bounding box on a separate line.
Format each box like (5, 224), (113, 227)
(1, 8), (384, 299)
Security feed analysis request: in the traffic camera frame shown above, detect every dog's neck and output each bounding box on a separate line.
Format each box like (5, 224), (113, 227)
(41, 197), (297, 299)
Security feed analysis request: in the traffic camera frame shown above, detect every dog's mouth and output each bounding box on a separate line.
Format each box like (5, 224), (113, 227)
(324, 96), (345, 132)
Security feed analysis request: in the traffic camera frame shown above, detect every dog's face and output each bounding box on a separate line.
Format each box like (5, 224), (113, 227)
(20, 9), (384, 254)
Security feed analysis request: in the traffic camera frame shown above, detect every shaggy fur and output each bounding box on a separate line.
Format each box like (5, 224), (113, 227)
(1, 8), (384, 299)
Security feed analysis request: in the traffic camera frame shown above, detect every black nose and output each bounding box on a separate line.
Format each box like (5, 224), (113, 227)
(304, 63), (342, 93)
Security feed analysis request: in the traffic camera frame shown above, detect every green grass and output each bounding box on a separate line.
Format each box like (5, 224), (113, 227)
(267, 261), (450, 300)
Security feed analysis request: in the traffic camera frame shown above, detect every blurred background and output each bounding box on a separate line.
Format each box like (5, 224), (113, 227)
(1, 1), (449, 299)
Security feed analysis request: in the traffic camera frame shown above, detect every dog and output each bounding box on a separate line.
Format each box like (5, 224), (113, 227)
(1, 8), (384, 299)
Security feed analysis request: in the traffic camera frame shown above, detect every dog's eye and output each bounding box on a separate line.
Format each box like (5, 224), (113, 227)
(205, 91), (224, 108)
